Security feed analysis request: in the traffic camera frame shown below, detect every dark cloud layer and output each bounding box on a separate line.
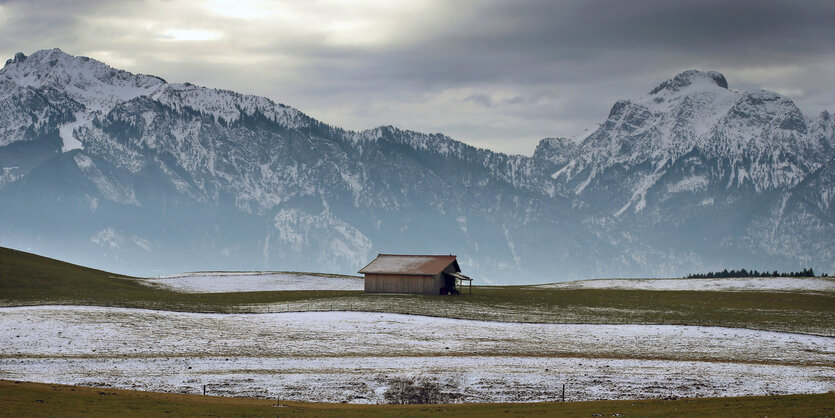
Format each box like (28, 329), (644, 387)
(1, 0), (833, 154)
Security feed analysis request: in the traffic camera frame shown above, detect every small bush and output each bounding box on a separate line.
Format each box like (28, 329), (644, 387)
(383, 377), (452, 404)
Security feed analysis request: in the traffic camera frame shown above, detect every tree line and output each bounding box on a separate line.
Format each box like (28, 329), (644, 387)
(685, 268), (825, 279)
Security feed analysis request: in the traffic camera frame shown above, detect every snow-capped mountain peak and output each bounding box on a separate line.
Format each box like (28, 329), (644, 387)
(649, 69), (729, 95)
(0, 48), (166, 111)
(552, 68), (832, 217)
(0, 49), (312, 155)
(560, 71), (741, 180)
(635, 70), (738, 126)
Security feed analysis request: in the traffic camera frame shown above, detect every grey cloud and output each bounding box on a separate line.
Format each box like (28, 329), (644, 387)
(464, 93), (494, 107)
(0, 0), (833, 155)
(306, 0), (835, 86)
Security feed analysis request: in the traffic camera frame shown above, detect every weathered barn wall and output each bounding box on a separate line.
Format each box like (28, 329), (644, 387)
(364, 274), (439, 294)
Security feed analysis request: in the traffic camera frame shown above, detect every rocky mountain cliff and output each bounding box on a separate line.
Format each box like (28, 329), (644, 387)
(535, 70), (834, 275)
(1, 49), (832, 281)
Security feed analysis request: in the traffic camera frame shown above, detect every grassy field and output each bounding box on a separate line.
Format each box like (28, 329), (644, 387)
(2, 247), (834, 413)
(1, 380), (833, 417)
(2, 246), (833, 335)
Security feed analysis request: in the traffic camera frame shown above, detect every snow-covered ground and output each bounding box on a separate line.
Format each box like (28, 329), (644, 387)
(137, 273), (834, 294)
(137, 271), (364, 292)
(536, 277), (835, 293)
(1, 306), (832, 403)
(6, 356), (831, 404)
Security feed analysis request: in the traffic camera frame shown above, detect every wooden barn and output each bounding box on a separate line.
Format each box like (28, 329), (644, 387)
(359, 254), (473, 295)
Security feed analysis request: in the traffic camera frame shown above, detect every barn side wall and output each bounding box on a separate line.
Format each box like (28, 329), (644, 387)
(364, 274), (439, 294)
(435, 274), (445, 292)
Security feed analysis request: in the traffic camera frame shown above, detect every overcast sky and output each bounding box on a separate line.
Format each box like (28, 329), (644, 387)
(1, 0), (833, 155)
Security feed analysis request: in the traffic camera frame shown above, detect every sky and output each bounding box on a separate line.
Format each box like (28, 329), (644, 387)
(0, 0), (833, 155)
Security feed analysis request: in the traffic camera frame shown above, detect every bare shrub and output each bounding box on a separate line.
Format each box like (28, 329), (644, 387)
(383, 377), (453, 404)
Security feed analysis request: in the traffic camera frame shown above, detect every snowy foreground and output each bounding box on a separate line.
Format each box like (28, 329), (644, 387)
(138, 272), (364, 292)
(1, 306), (833, 403)
(537, 277), (835, 293)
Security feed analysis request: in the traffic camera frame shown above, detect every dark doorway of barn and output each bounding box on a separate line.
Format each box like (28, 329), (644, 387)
(441, 273), (459, 295)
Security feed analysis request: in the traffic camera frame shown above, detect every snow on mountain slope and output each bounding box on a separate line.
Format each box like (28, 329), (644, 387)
(638, 70), (737, 144)
(549, 70), (832, 216)
(0, 79), (81, 147)
(534, 69), (834, 274)
(154, 83), (307, 128)
(0, 50), (333, 209)
(350, 125), (551, 195)
(0, 50), (832, 280)
(0, 49), (554, 211)
(2, 48), (311, 131)
(1, 49), (614, 280)
(532, 137), (577, 167)
(0, 49), (309, 157)
(742, 157), (835, 273)
(553, 71), (738, 189)
(704, 89), (824, 191)
(1, 49), (165, 112)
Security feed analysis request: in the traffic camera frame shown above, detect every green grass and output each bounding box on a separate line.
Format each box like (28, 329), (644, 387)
(0, 246), (359, 310)
(1, 246), (833, 335)
(1, 380), (833, 417)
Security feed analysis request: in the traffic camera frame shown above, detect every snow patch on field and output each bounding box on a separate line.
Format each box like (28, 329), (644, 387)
(3, 356), (831, 404)
(0, 306), (832, 403)
(537, 277), (835, 293)
(138, 272), (364, 293)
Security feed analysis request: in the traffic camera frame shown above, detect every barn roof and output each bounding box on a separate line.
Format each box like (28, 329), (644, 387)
(358, 254), (460, 276)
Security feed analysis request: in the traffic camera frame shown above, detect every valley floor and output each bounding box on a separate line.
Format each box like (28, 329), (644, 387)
(1, 306), (832, 403)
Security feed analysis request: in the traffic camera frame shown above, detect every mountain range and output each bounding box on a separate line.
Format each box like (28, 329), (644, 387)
(1, 49), (832, 282)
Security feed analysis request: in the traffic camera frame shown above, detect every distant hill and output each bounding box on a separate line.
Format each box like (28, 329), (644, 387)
(0, 245), (143, 303)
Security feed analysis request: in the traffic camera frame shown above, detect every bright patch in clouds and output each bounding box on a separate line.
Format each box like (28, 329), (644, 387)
(157, 28), (222, 42)
(205, 0), (444, 48)
(84, 50), (136, 68)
